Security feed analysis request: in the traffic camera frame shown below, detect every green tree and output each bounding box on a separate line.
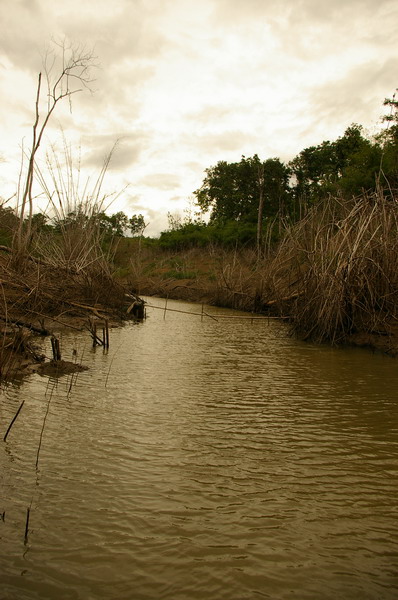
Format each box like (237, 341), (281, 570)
(53, 209), (128, 237)
(336, 124), (382, 196)
(0, 204), (19, 246)
(129, 214), (147, 236)
(194, 155), (291, 224)
(289, 140), (339, 203)
(289, 124), (381, 204)
(95, 211), (128, 236)
(30, 212), (51, 232)
(378, 91), (398, 188)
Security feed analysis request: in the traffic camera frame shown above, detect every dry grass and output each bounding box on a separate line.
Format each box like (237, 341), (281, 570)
(33, 141), (121, 274)
(0, 144), (133, 382)
(263, 190), (398, 343)
(0, 244), (128, 383)
(127, 190), (398, 349)
(127, 244), (264, 310)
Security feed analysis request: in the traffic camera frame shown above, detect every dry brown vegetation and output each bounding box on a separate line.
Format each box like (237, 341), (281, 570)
(0, 212), (135, 382)
(263, 190), (398, 351)
(125, 242), (263, 310)
(2, 187), (397, 383)
(125, 190), (398, 355)
(0, 40), (131, 381)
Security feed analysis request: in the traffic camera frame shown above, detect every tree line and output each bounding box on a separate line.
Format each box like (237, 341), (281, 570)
(159, 93), (397, 249)
(0, 205), (147, 247)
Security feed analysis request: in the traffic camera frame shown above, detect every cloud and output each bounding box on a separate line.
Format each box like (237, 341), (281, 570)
(188, 104), (240, 127)
(0, 0), (169, 70)
(138, 173), (182, 191)
(60, 0), (169, 62)
(0, 0), (397, 237)
(0, 0), (50, 72)
(287, 0), (395, 24)
(306, 58), (398, 141)
(124, 194), (158, 225)
(81, 134), (147, 171)
(124, 192), (178, 236)
(191, 130), (255, 154)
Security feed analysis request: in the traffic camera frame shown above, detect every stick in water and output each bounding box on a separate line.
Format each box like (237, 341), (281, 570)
(24, 507), (30, 545)
(3, 401), (24, 442)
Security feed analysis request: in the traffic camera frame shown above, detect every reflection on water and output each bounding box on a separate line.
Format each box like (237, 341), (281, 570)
(1, 297), (398, 599)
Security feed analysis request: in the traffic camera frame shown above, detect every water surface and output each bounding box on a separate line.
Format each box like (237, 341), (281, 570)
(1, 297), (398, 599)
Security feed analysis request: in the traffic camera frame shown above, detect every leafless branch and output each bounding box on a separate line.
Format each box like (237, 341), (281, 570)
(15, 39), (98, 259)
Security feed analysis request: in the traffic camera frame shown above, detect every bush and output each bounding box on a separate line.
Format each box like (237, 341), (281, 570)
(157, 220), (261, 250)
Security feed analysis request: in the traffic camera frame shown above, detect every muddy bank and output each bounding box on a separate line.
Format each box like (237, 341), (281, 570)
(0, 309), (142, 380)
(0, 251), (144, 380)
(346, 328), (398, 357)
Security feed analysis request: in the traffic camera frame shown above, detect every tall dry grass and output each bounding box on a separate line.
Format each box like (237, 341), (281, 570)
(34, 142), (118, 271)
(30, 142), (128, 308)
(263, 190), (398, 343)
(0, 143), (131, 383)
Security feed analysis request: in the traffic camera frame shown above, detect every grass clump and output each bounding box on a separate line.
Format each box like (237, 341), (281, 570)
(264, 190), (398, 344)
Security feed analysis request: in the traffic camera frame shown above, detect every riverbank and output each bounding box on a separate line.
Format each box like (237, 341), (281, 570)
(124, 241), (398, 357)
(2, 255), (397, 384)
(121, 193), (398, 357)
(0, 250), (143, 380)
(3, 186), (398, 381)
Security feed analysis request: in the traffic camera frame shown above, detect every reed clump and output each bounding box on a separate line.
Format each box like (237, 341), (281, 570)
(0, 147), (135, 381)
(264, 190), (398, 344)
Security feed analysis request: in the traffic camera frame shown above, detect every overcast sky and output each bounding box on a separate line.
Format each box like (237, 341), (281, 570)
(0, 0), (397, 235)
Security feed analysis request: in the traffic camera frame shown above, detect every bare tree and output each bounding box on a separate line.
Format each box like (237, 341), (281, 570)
(256, 162), (265, 258)
(16, 39), (97, 256)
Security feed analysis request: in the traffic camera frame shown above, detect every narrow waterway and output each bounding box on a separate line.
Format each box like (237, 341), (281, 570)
(1, 297), (398, 599)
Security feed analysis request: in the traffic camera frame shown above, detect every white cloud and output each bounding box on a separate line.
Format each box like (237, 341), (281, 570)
(138, 173), (182, 191)
(0, 0), (397, 234)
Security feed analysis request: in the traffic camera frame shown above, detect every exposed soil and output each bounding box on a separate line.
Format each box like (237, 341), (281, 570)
(347, 326), (398, 357)
(0, 250), (143, 380)
(36, 359), (89, 377)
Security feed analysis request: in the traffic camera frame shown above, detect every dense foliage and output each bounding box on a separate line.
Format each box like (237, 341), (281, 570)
(157, 95), (397, 249)
(0, 208), (147, 240)
(194, 155), (291, 223)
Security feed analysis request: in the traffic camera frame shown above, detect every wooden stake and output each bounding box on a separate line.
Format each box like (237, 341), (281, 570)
(24, 507), (30, 545)
(51, 336), (61, 361)
(105, 319), (109, 349)
(55, 337), (61, 361)
(3, 401), (25, 442)
(163, 297), (168, 320)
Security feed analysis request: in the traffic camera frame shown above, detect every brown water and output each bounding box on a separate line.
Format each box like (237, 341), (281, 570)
(1, 297), (398, 599)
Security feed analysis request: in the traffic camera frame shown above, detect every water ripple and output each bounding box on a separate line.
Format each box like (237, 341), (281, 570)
(1, 298), (398, 599)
